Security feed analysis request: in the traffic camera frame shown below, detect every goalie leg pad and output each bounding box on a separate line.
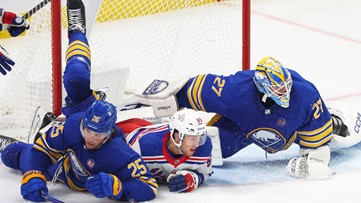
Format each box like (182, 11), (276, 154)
(206, 126), (223, 166)
(135, 78), (189, 117)
(137, 95), (179, 117)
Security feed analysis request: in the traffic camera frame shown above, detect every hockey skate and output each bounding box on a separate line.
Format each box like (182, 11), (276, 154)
(328, 105), (361, 151)
(28, 106), (56, 144)
(0, 135), (18, 152)
(329, 108), (349, 137)
(67, 0), (86, 34)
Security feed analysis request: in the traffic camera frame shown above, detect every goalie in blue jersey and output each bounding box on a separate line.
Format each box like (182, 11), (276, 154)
(136, 56), (361, 181)
(0, 0), (157, 202)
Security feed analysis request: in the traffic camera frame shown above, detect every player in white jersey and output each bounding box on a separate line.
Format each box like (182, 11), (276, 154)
(117, 108), (213, 193)
(0, 8), (29, 75)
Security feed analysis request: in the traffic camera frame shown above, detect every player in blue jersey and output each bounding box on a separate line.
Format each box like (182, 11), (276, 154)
(135, 56), (360, 181)
(117, 108), (213, 193)
(0, 8), (30, 75)
(0, 0), (158, 202)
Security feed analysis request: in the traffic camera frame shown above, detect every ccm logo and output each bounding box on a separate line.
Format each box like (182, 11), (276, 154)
(354, 112), (361, 133)
(158, 106), (170, 110)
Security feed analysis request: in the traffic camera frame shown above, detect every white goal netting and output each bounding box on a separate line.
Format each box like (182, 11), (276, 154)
(0, 0), (245, 139)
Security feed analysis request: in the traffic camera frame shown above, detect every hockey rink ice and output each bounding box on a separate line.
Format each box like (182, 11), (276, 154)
(1, 0), (361, 202)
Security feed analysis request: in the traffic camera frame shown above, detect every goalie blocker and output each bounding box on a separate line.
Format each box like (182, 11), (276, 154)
(135, 78), (189, 117)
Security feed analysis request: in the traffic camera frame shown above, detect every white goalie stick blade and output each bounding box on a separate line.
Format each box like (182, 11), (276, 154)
(206, 126), (223, 166)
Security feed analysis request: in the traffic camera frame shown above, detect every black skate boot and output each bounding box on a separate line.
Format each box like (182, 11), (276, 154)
(329, 108), (350, 137)
(32, 112), (56, 143)
(0, 135), (19, 152)
(67, 0), (86, 34)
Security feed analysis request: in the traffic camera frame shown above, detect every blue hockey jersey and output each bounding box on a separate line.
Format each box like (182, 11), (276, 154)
(125, 124), (213, 184)
(177, 69), (333, 158)
(23, 112), (158, 202)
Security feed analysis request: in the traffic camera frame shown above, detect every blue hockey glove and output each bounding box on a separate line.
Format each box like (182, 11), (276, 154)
(0, 9), (30, 37)
(167, 170), (201, 193)
(85, 172), (123, 199)
(0, 45), (15, 75)
(21, 170), (48, 202)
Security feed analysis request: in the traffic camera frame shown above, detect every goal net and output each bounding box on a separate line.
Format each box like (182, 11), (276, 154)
(0, 0), (249, 139)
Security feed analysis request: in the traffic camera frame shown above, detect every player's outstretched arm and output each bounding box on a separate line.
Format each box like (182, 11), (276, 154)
(0, 8), (30, 37)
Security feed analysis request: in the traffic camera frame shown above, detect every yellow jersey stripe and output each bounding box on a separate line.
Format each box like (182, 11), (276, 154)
(139, 177), (158, 196)
(33, 145), (58, 163)
(196, 75), (207, 111)
(207, 114), (222, 126)
(187, 79), (198, 110)
(297, 119), (333, 136)
(66, 50), (91, 61)
(299, 125), (333, 142)
(192, 75), (206, 111)
(66, 43), (90, 56)
(299, 135), (333, 148)
(68, 40), (89, 52)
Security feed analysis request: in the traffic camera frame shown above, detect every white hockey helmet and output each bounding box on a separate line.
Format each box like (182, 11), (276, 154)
(169, 108), (207, 152)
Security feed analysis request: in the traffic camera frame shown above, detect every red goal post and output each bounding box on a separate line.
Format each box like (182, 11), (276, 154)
(0, 0), (250, 139)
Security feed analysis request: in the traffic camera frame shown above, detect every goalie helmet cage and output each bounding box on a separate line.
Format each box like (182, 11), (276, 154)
(0, 0), (250, 139)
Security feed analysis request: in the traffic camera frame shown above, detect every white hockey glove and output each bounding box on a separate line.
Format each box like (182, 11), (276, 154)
(286, 145), (333, 180)
(167, 170), (201, 193)
(135, 78), (189, 117)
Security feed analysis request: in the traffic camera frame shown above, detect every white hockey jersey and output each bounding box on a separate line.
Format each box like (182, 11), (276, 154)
(125, 124), (213, 183)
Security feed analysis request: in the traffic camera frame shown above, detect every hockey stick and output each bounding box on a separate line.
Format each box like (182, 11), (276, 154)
(23, 0), (51, 19)
(41, 191), (64, 203)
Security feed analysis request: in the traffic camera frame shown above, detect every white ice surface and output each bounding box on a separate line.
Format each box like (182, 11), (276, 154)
(1, 0), (361, 202)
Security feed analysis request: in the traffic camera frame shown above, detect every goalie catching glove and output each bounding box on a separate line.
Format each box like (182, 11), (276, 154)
(85, 172), (123, 199)
(167, 170), (204, 193)
(286, 145), (333, 180)
(135, 78), (189, 117)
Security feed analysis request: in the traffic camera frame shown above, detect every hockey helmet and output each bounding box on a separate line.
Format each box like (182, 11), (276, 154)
(253, 56), (293, 108)
(169, 108), (207, 150)
(83, 100), (117, 134)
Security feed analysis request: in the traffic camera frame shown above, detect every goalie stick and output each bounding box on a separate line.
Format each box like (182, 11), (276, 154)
(22, 0), (51, 19)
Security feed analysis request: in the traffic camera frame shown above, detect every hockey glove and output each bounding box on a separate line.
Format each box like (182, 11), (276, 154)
(0, 45), (14, 75)
(286, 145), (333, 180)
(21, 170), (48, 202)
(0, 9), (30, 37)
(167, 170), (202, 193)
(85, 172), (123, 199)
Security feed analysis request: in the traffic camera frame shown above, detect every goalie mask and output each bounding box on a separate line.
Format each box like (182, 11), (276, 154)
(253, 56), (293, 108)
(169, 108), (207, 154)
